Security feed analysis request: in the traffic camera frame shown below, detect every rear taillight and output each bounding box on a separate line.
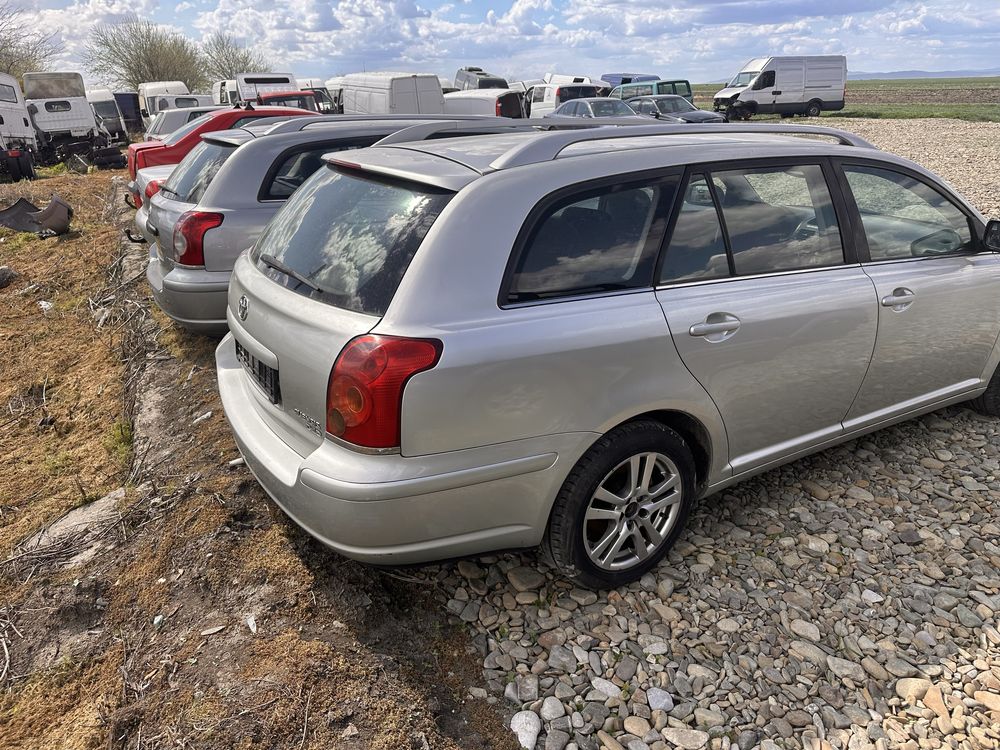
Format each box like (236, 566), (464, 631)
(173, 211), (223, 267)
(6, 149), (21, 158)
(495, 98), (503, 117)
(555, 87), (562, 98)
(326, 335), (442, 449)
(144, 179), (161, 200)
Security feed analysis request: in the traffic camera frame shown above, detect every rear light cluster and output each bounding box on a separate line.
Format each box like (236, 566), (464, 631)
(326, 335), (442, 449)
(144, 179), (162, 201)
(173, 211), (223, 267)
(495, 99), (503, 117)
(6, 149), (22, 158)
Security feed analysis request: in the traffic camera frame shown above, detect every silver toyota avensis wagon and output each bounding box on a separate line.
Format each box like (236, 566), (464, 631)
(216, 122), (1000, 588)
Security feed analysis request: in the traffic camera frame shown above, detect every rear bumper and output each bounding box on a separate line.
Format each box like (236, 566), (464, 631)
(215, 333), (594, 565)
(146, 245), (229, 334)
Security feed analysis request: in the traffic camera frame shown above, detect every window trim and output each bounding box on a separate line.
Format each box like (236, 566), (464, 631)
(256, 136), (382, 203)
(833, 157), (984, 263)
(655, 157), (857, 287)
(498, 168), (683, 309)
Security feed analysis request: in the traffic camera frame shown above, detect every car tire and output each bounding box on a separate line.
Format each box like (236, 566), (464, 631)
(969, 369), (1000, 416)
(17, 154), (34, 180)
(6, 156), (22, 182)
(780, 112), (794, 119)
(543, 420), (696, 589)
(805, 100), (822, 117)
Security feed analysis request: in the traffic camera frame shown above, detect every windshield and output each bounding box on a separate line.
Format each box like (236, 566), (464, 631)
(251, 167), (453, 316)
(656, 97), (697, 114)
(162, 141), (236, 203)
(592, 99), (636, 117)
(92, 101), (119, 119)
(163, 114), (214, 146)
(729, 71), (759, 88)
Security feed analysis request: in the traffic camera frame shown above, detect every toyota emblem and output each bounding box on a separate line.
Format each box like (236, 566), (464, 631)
(238, 295), (248, 321)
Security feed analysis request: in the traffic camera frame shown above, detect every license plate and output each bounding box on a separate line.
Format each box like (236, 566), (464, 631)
(236, 340), (281, 404)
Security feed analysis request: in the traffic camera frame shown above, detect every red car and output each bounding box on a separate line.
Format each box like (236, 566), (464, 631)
(126, 105), (317, 189)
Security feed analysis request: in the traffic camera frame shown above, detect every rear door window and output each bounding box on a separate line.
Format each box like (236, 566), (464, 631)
(162, 141), (236, 203)
(44, 101), (71, 112)
(175, 97), (199, 108)
(260, 139), (379, 200)
(0, 84), (17, 103)
(842, 165), (973, 259)
(507, 177), (677, 303)
(252, 167), (453, 316)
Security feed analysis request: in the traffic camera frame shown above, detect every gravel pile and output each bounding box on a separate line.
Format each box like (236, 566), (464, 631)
(418, 120), (1000, 750)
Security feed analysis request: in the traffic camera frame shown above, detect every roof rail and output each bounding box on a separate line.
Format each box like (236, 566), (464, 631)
(372, 117), (630, 146)
(488, 123), (877, 172)
(261, 113), (512, 136)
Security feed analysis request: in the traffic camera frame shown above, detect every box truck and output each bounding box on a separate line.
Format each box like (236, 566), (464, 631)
(340, 73), (445, 115)
(713, 55), (847, 119)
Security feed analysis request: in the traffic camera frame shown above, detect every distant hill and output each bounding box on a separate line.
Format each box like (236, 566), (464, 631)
(849, 68), (1000, 80)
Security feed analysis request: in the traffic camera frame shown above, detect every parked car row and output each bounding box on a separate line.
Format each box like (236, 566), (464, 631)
(125, 112), (1000, 588)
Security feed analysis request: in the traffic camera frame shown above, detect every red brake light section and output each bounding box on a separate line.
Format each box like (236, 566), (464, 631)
(173, 211), (223, 267)
(326, 335), (442, 449)
(144, 179), (162, 200)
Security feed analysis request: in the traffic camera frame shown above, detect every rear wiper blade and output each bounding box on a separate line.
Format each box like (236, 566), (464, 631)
(259, 253), (328, 295)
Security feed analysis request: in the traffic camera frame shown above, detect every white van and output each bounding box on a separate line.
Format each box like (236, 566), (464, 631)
(236, 73), (298, 102)
(86, 88), (126, 143)
(340, 72), (444, 115)
(443, 89), (524, 118)
(0, 73), (37, 152)
(713, 55), (847, 119)
(543, 73), (597, 85)
(213, 80), (238, 105)
(138, 81), (189, 119)
(524, 82), (601, 117)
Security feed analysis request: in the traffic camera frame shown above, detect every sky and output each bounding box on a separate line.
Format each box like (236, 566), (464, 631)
(20, 0), (1000, 85)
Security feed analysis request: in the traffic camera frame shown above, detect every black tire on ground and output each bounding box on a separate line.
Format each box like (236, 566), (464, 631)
(17, 154), (34, 180)
(5, 156), (22, 182)
(543, 420), (696, 589)
(780, 112), (794, 119)
(968, 369), (1000, 416)
(805, 100), (822, 117)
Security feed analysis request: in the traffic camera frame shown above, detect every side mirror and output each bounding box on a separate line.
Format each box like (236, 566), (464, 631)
(985, 220), (1000, 252)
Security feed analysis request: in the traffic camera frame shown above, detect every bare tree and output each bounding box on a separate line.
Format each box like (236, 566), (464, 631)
(0, 1), (61, 80)
(83, 15), (207, 91)
(201, 32), (271, 81)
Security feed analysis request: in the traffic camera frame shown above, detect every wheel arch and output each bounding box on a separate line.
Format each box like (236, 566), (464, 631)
(611, 409), (714, 495)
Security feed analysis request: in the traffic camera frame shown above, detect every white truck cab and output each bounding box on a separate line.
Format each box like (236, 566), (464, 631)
(235, 73), (298, 102)
(0, 73), (37, 152)
(213, 80), (238, 105)
(86, 88), (127, 144)
(138, 81), (191, 121)
(713, 56), (847, 119)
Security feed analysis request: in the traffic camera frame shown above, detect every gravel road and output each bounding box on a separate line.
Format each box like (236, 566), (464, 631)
(422, 119), (1000, 750)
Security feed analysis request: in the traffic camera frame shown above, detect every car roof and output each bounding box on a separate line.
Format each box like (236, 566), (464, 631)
(332, 124), (882, 190)
(202, 118), (476, 148)
(572, 97), (629, 103)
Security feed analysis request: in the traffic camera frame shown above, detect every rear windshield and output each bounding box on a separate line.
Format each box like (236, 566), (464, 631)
(251, 166), (453, 317)
(163, 114), (213, 145)
(557, 86), (599, 102)
(162, 141), (236, 203)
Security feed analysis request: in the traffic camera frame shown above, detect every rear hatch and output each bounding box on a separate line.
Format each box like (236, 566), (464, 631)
(148, 136), (243, 267)
(227, 161), (456, 456)
(128, 141), (162, 178)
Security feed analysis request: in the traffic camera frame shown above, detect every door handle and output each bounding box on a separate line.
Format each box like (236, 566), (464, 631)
(881, 287), (915, 310)
(689, 313), (741, 340)
(771, 90), (782, 95)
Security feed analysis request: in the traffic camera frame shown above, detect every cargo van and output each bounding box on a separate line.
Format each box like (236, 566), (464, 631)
(236, 73), (298, 102)
(86, 88), (126, 144)
(138, 81), (189, 119)
(443, 89), (524, 118)
(610, 79), (693, 103)
(340, 72), (444, 115)
(713, 55), (847, 119)
(524, 82), (600, 117)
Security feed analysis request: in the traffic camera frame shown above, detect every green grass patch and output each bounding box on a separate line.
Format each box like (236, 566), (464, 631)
(827, 103), (1000, 122)
(104, 418), (134, 468)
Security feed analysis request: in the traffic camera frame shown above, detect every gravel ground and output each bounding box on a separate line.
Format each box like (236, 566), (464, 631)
(418, 119), (1000, 750)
